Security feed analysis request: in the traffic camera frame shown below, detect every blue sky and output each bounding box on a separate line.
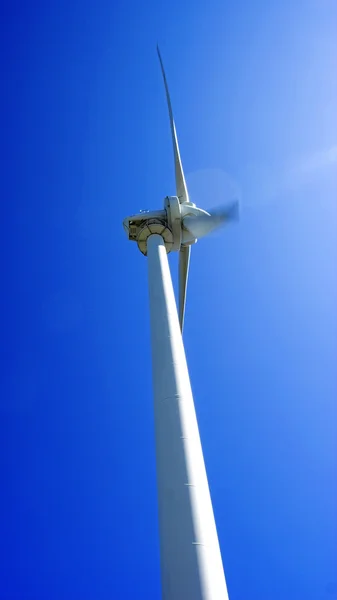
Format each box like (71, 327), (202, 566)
(1, 1), (336, 598)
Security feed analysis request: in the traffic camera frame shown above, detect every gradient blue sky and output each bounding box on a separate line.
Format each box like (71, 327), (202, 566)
(1, 1), (337, 598)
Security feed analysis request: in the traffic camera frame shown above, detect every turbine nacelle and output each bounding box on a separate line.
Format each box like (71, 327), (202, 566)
(123, 197), (239, 255)
(123, 209), (166, 241)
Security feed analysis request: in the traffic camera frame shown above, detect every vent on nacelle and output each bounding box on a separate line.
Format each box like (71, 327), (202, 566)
(129, 223), (138, 240)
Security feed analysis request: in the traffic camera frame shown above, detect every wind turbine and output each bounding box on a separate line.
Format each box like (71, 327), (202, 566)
(123, 47), (238, 600)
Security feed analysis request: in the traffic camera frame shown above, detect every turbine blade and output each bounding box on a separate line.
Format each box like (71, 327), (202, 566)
(183, 201), (239, 239)
(178, 245), (191, 332)
(157, 45), (189, 204)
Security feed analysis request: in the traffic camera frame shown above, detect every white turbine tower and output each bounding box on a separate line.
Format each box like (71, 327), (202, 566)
(123, 47), (238, 600)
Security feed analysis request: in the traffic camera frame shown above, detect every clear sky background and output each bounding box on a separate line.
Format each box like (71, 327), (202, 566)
(1, 0), (337, 598)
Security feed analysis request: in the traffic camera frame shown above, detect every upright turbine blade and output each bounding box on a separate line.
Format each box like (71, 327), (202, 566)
(158, 47), (191, 331)
(178, 245), (190, 332)
(157, 46), (189, 204)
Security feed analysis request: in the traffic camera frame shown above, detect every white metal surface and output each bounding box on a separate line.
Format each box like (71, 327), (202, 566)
(157, 46), (189, 204)
(147, 233), (229, 600)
